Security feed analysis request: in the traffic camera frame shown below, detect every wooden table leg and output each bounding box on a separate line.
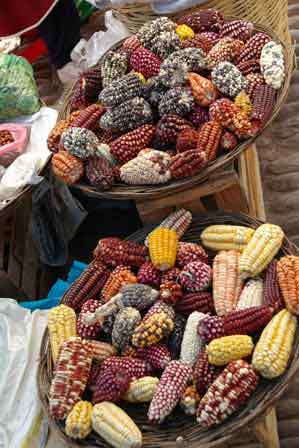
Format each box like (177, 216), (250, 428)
(253, 407), (280, 448)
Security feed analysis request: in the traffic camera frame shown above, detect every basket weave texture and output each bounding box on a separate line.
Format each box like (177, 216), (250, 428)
(38, 212), (299, 448)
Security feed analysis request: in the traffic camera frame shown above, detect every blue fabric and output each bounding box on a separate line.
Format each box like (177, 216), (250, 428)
(19, 260), (87, 311)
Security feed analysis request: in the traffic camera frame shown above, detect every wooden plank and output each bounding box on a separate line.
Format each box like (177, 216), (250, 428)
(215, 177), (249, 214)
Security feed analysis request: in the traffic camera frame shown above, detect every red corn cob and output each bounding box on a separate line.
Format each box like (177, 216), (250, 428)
(179, 261), (212, 292)
(160, 280), (182, 305)
(264, 260), (284, 311)
(175, 292), (214, 315)
(197, 360), (259, 427)
(197, 121), (222, 161)
(207, 37), (244, 68)
(170, 149), (207, 179)
(187, 104), (209, 128)
(220, 20), (253, 41)
(245, 73), (265, 99)
(176, 242), (208, 268)
(252, 84), (276, 124)
(134, 343), (171, 370)
(148, 360), (192, 423)
(156, 114), (192, 144)
(101, 265), (137, 303)
(182, 31), (219, 53)
(137, 261), (162, 288)
(69, 104), (105, 130)
(110, 124), (155, 163)
(130, 46), (161, 79)
(92, 367), (130, 403)
(122, 35), (142, 55)
(176, 127), (199, 153)
(237, 59), (261, 76)
(101, 356), (152, 378)
(237, 32), (271, 64)
(193, 349), (222, 395)
(198, 315), (225, 342)
(161, 267), (181, 283)
(223, 305), (273, 335)
(178, 9), (224, 33)
(63, 261), (110, 311)
(49, 337), (93, 419)
(94, 237), (147, 268)
(77, 299), (102, 339)
(220, 131), (238, 150)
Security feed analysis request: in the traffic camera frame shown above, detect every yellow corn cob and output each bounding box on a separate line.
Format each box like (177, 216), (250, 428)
(123, 376), (159, 403)
(239, 224), (284, 278)
(176, 24), (195, 40)
(207, 335), (254, 366)
(236, 278), (264, 310)
(213, 250), (244, 316)
(201, 225), (254, 252)
(89, 340), (118, 361)
(65, 401), (92, 439)
(148, 227), (178, 271)
(91, 402), (142, 448)
(48, 304), (77, 362)
(252, 309), (296, 379)
(234, 91), (252, 117)
(277, 255), (299, 315)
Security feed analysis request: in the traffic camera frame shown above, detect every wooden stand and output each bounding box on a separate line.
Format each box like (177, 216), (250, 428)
(253, 407), (280, 448)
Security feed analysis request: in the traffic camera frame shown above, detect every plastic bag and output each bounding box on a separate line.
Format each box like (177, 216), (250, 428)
(0, 124), (30, 167)
(0, 54), (40, 120)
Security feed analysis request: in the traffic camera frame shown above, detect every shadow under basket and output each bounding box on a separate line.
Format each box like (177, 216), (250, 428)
(38, 211), (299, 448)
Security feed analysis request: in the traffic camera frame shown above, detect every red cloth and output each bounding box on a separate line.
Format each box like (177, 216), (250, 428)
(0, 0), (58, 38)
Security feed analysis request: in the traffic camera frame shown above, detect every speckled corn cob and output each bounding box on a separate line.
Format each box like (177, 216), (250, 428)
(168, 313), (186, 359)
(277, 256), (299, 315)
(178, 9), (224, 33)
(188, 72), (218, 107)
(63, 260), (110, 311)
(101, 51), (128, 88)
(99, 73), (143, 108)
(156, 114), (191, 143)
(176, 291), (214, 315)
(237, 59), (261, 76)
(162, 268), (181, 283)
(197, 120), (222, 161)
(110, 124), (155, 164)
(180, 385), (201, 416)
(118, 283), (159, 311)
(89, 340), (117, 361)
(264, 260), (284, 311)
(102, 266), (137, 303)
(182, 31), (219, 53)
(81, 66), (103, 102)
(207, 335), (254, 366)
(132, 311), (174, 347)
(129, 46), (161, 79)
(69, 104), (105, 130)
(48, 304), (76, 363)
(260, 41), (285, 89)
(252, 84), (276, 124)
(211, 61), (247, 98)
(198, 315), (225, 342)
(122, 35), (141, 55)
(148, 360), (192, 423)
(237, 32), (271, 64)
(220, 19), (253, 41)
(209, 97), (237, 129)
(137, 17), (178, 59)
(171, 149), (208, 178)
(94, 237), (147, 268)
(187, 103), (209, 128)
(197, 360), (259, 427)
(201, 224), (255, 251)
(160, 280), (182, 305)
(100, 97), (153, 133)
(61, 127), (99, 159)
(143, 300), (175, 322)
(101, 356), (152, 378)
(52, 151), (84, 185)
(137, 262), (162, 288)
(193, 349), (222, 395)
(252, 309), (296, 378)
(120, 149), (171, 185)
(207, 37), (244, 68)
(176, 127), (199, 152)
(176, 242), (208, 268)
(180, 311), (206, 367)
(92, 367), (130, 403)
(86, 156), (114, 191)
(240, 224), (284, 278)
(145, 209), (192, 247)
(159, 86), (194, 117)
(148, 227), (178, 271)
(245, 73), (265, 99)
(134, 343), (171, 370)
(65, 401), (92, 439)
(124, 376), (159, 403)
(77, 299), (102, 339)
(112, 307), (141, 350)
(236, 278), (264, 309)
(235, 91), (252, 117)
(92, 402), (142, 448)
(179, 261), (212, 292)
(49, 337), (93, 419)
(213, 250), (244, 316)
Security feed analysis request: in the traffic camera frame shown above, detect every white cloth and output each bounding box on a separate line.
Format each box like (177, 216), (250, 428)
(0, 300), (49, 448)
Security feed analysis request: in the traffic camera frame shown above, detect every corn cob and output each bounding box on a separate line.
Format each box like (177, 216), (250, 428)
(161, 267), (181, 283)
(133, 343), (171, 370)
(143, 300), (175, 321)
(77, 299), (102, 339)
(92, 402), (142, 448)
(112, 307), (141, 350)
(122, 35), (141, 55)
(156, 114), (192, 144)
(175, 291), (214, 315)
(264, 260), (284, 311)
(86, 156), (114, 191)
(63, 260), (110, 311)
(179, 261), (212, 292)
(239, 224), (284, 278)
(89, 340), (117, 361)
(180, 311), (206, 367)
(237, 32), (271, 64)
(245, 72), (265, 100)
(220, 20), (253, 41)
(69, 104), (105, 130)
(237, 59), (261, 76)
(211, 62), (247, 98)
(145, 209), (192, 247)
(193, 349), (223, 395)
(148, 227), (178, 271)
(213, 250), (244, 316)
(168, 313), (187, 359)
(101, 51), (128, 88)
(178, 9), (224, 33)
(170, 149), (207, 179)
(260, 41), (285, 90)
(207, 37), (244, 68)
(51, 151), (84, 185)
(207, 334), (254, 366)
(234, 91), (252, 117)
(252, 84), (276, 124)
(177, 242), (208, 268)
(197, 360), (259, 427)
(188, 73), (218, 107)
(201, 224), (255, 252)
(176, 127), (199, 153)
(82, 295), (121, 327)
(102, 266), (137, 303)
(236, 278), (264, 309)
(94, 237), (147, 268)
(123, 376), (159, 403)
(160, 280), (182, 305)
(252, 309), (296, 378)
(220, 131), (238, 151)
(101, 356), (152, 379)
(92, 367), (130, 403)
(137, 262), (162, 288)
(49, 337), (93, 419)
(176, 24), (195, 41)
(182, 31), (219, 53)
(132, 311), (174, 347)
(117, 283), (159, 311)
(187, 103), (209, 128)
(87, 361), (102, 390)
(65, 401), (92, 439)
(48, 304), (77, 363)
(148, 360), (192, 423)
(180, 385), (201, 416)
(196, 120), (222, 161)
(110, 124), (155, 164)
(277, 256), (299, 315)
(99, 73), (144, 108)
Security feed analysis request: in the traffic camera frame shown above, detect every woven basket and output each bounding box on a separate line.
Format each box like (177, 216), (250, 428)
(38, 211), (299, 448)
(59, 10), (293, 200)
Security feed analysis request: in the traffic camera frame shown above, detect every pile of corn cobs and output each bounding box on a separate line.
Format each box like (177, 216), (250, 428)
(47, 208), (298, 447)
(48, 9), (285, 191)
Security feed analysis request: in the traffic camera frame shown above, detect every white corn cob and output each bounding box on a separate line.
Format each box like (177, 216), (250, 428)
(123, 376), (159, 403)
(201, 225), (254, 252)
(236, 278), (264, 310)
(180, 311), (206, 367)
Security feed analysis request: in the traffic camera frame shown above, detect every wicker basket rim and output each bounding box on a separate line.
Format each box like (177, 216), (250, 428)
(37, 211), (299, 448)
